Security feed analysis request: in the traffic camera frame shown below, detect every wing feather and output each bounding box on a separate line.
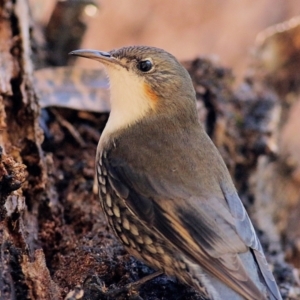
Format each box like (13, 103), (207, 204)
(221, 184), (282, 299)
(101, 155), (281, 300)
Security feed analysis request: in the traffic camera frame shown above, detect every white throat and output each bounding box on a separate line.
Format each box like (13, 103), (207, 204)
(100, 66), (151, 142)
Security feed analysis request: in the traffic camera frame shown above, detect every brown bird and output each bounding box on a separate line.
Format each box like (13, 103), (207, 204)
(70, 46), (282, 300)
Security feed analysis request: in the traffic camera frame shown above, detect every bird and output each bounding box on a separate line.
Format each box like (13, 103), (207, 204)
(69, 46), (282, 300)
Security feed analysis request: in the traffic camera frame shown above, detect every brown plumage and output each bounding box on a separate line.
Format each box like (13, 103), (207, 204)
(70, 46), (282, 300)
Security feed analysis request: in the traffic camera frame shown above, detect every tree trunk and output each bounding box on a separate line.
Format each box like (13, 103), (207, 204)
(0, 0), (60, 299)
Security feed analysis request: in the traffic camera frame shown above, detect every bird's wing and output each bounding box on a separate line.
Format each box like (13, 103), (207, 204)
(101, 156), (281, 300)
(220, 182), (282, 300)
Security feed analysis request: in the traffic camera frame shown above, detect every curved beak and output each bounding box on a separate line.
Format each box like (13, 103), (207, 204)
(69, 49), (118, 66)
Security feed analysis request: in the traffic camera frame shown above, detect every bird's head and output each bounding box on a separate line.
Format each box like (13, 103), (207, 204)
(70, 46), (197, 134)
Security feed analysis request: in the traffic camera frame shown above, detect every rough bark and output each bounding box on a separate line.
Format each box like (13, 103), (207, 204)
(0, 0), (60, 299)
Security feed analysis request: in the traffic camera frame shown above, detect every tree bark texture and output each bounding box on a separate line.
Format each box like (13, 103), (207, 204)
(0, 0), (59, 299)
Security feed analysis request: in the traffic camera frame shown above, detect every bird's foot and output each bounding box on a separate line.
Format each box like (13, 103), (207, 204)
(84, 271), (163, 300)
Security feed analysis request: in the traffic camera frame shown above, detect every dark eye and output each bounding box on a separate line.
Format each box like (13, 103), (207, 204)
(137, 60), (153, 72)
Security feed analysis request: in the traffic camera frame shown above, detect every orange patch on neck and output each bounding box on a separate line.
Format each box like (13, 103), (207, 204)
(143, 82), (158, 109)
